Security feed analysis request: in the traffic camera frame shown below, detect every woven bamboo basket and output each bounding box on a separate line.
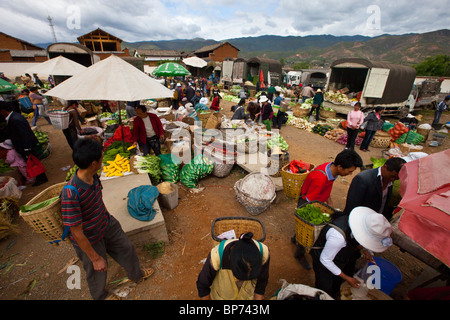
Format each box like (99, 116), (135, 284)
(19, 182), (67, 243)
(320, 109), (337, 119)
(281, 163), (315, 199)
(416, 127), (430, 140)
(211, 216), (266, 246)
(370, 131), (391, 148)
(198, 111), (212, 127)
(204, 147), (235, 178)
(293, 107), (310, 118)
(234, 174), (276, 216)
(294, 201), (336, 253)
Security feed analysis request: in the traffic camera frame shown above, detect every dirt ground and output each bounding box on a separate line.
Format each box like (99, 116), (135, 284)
(0, 100), (448, 301)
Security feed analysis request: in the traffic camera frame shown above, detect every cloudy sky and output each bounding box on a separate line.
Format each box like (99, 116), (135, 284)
(0, 0), (448, 45)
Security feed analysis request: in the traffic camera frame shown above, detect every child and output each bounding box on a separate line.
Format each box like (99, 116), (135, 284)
(0, 139), (34, 185)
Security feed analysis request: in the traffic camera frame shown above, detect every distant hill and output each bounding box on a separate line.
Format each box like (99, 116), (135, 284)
(35, 29), (450, 67)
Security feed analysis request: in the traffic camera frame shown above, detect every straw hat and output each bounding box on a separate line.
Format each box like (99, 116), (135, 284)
(349, 207), (393, 253)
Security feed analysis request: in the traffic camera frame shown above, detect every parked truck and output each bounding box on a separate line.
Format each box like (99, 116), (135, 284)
(407, 78), (448, 111)
(324, 58), (416, 117)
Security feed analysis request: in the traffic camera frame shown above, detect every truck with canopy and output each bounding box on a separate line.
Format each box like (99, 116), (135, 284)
(324, 58), (417, 117)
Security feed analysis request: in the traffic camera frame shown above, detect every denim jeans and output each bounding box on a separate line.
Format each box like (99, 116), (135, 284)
(31, 105), (51, 126)
(360, 130), (376, 150)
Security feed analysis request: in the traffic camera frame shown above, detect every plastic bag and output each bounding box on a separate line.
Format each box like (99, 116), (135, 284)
(26, 154), (45, 178)
(0, 176), (22, 199)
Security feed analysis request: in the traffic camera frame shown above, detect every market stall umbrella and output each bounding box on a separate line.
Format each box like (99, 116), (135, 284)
(182, 56), (207, 68)
(151, 62), (191, 77)
(44, 54), (174, 101)
(0, 78), (17, 93)
(25, 55), (87, 77)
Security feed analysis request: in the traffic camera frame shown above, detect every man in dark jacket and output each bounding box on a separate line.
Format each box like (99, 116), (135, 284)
(0, 101), (48, 186)
(344, 157), (406, 220)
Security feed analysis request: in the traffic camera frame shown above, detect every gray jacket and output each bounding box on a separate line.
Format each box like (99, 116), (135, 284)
(364, 111), (383, 131)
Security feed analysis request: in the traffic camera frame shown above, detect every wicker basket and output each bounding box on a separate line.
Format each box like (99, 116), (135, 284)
(234, 173), (276, 216)
(320, 109), (336, 119)
(198, 111), (213, 127)
(19, 182), (67, 243)
(293, 107), (310, 118)
(211, 216), (266, 246)
(294, 201), (336, 253)
(370, 131), (391, 148)
(204, 147), (235, 178)
(48, 110), (70, 130)
(281, 163), (315, 199)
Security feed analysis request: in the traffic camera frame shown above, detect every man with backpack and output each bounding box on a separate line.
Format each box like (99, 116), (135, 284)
(61, 139), (153, 300)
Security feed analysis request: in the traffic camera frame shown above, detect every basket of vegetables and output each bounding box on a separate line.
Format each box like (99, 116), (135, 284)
(320, 107), (336, 119)
(294, 201), (336, 253)
(281, 162), (315, 199)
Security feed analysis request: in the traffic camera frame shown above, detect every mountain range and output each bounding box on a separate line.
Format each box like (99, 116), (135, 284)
(37, 29), (450, 67)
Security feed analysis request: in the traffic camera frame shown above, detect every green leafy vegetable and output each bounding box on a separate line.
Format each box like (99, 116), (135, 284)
(296, 204), (331, 225)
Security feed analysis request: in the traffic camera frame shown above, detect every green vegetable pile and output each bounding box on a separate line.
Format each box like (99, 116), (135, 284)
(34, 130), (48, 144)
(98, 112), (113, 120)
(65, 165), (79, 181)
(103, 141), (132, 164)
(395, 132), (424, 145)
(296, 204), (331, 225)
(158, 154), (180, 183)
(267, 134), (289, 151)
(370, 157), (387, 169)
(0, 159), (11, 174)
(134, 155), (162, 184)
(312, 124), (333, 136)
(180, 155), (214, 188)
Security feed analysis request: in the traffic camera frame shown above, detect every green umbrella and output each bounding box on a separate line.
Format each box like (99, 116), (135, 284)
(151, 62), (191, 77)
(0, 78), (17, 93)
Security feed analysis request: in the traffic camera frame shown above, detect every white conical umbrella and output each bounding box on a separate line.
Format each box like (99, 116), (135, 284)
(182, 56), (207, 68)
(44, 54), (174, 101)
(25, 55), (87, 77)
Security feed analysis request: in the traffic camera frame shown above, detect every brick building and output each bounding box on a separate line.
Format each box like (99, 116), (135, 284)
(194, 42), (239, 62)
(0, 32), (47, 62)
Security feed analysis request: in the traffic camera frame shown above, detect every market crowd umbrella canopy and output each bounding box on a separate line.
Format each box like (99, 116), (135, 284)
(0, 78), (17, 93)
(44, 54), (174, 101)
(182, 56), (207, 68)
(152, 62), (191, 77)
(25, 55), (87, 77)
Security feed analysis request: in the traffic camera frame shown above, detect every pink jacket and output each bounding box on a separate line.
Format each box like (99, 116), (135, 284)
(347, 110), (364, 129)
(5, 148), (27, 168)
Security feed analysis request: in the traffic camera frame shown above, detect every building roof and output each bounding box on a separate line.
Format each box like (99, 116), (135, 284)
(1, 49), (47, 57)
(194, 42), (240, 54)
(77, 28), (123, 43)
(134, 49), (182, 57)
(0, 32), (44, 51)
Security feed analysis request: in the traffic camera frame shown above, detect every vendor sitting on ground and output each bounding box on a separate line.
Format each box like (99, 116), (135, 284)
(196, 232), (270, 300)
(132, 105), (165, 156)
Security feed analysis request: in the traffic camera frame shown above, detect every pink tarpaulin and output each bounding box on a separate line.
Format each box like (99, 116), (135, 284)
(398, 149), (450, 267)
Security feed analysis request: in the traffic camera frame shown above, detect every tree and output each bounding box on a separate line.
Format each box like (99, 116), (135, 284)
(413, 55), (450, 77)
(292, 61), (310, 70)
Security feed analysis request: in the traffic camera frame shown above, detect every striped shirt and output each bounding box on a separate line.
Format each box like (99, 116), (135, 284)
(61, 172), (110, 247)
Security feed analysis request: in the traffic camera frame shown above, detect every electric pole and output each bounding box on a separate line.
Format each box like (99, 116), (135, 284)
(47, 15), (57, 43)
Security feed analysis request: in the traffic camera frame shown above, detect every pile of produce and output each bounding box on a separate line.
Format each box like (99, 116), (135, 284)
(34, 130), (49, 144)
(0, 159), (11, 174)
(395, 132), (424, 145)
(98, 112), (114, 120)
(222, 94), (241, 103)
(324, 128), (346, 142)
(324, 91), (353, 105)
(0, 198), (19, 240)
(230, 85), (242, 96)
(133, 155), (162, 183)
(158, 154), (180, 183)
(180, 154), (214, 188)
(103, 141), (133, 164)
(296, 204), (332, 225)
(312, 124), (333, 136)
(267, 134), (289, 151)
(65, 165), (79, 181)
(287, 115), (314, 131)
(388, 122), (409, 141)
(336, 134), (363, 146)
(104, 154), (131, 177)
(370, 157), (387, 169)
